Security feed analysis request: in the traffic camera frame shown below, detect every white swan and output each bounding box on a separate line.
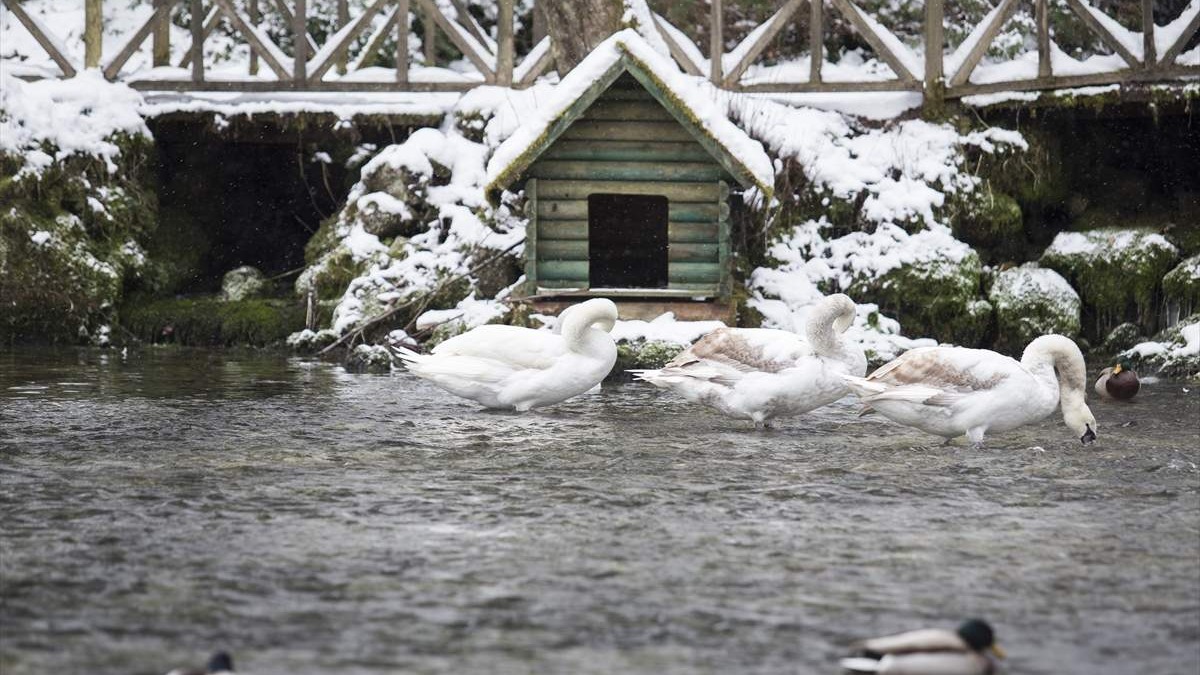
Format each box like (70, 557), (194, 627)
(631, 294), (866, 426)
(842, 334), (1098, 447)
(394, 298), (618, 411)
(840, 619), (1004, 674)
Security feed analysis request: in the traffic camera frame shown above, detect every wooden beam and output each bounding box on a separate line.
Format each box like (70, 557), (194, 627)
(126, 77), (477, 92)
(1, 0), (78, 77)
(397, 0), (410, 84)
(496, 0), (514, 85)
(104, 0), (177, 79)
(293, 0), (307, 83)
(947, 0), (1020, 87)
(190, 0), (204, 81)
(85, 0), (103, 69)
(733, 79), (918, 93)
(415, 0), (494, 78)
(924, 0), (944, 106)
(337, 0), (349, 74)
(153, 0), (171, 67)
(710, 0), (723, 84)
(829, 0), (916, 82)
(307, 0), (391, 80)
(1142, 0), (1156, 68)
(423, 6), (436, 63)
(1037, 0), (1050, 78)
(211, 0), (292, 79)
(249, 0), (259, 74)
(516, 35), (555, 84)
(525, 179), (538, 294)
(652, 13), (702, 76)
(1063, 0), (1140, 68)
(1161, 5), (1200, 65)
(351, 7), (397, 70)
(946, 65), (1200, 97)
(810, 0), (822, 83)
(723, 0), (805, 86)
(269, 0), (318, 54)
(178, 5), (222, 68)
(449, 0), (492, 52)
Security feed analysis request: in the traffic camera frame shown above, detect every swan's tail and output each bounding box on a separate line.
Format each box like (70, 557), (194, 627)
(389, 345), (425, 367)
(840, 373), (885, 398)
(838, 657), (883, 672)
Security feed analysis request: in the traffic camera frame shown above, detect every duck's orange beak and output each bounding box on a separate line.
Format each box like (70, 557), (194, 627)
(1112, 364), (1122, 375)
(989, 643), (1007, 659)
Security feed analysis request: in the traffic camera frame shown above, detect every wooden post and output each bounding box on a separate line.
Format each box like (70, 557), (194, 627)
(423, 9), (436, 64)
(923, 0), (944, 112)
(293, 0), (308, 84)
(85, 0), (103, 69)
(152, 0), (170, 67)
(1037, 0), (1050, 78)
(710, 0), (723, 84)
(532, 1), (546, 43)
(1142, 0), (1156, 68)
(496, 0), (513, 85)
(396, 0), (410, 84)
(190, 0), (204, 81)
(249, 0), (259, 75)
(336, 0), (349, 74)
(809, 0), (822, 83)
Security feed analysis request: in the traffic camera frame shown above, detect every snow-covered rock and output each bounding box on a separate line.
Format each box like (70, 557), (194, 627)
(220, 265), (267, 301)
(1120, 317), (1200, 379)
(987, 263), (1081, 349)
(1163, 254), (1200, 324)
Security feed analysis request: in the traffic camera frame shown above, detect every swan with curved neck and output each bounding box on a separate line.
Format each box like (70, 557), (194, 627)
(842, 334), (1098, 447)
(395, 298), (618, 411)
(632, 294), (867, 427)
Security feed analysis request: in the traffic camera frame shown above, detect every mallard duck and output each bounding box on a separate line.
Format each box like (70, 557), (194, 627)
(394, 298), (618, 411)
(840, 619), (1004, 674)
(1095, 362), (1139, 400)
(630, 294), (866, 427)
(842, 334), (1097, 447)
(165, 651), (234, 675)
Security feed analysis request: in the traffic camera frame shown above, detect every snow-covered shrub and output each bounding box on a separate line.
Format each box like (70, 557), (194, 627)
(987, 263), (1081, 351)
(1163, 254), (1200, 324)
(220, 265), (268, 301)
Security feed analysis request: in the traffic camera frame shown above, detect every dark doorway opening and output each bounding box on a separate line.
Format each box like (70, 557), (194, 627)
(587, 193), (668, 288)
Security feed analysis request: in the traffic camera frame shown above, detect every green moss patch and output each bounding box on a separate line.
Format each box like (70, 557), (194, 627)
(122, 297), (305, 346)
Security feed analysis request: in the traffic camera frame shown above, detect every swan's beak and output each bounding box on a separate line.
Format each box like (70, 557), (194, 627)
(989, 644), (1006, 659)
(1081, 425), (1097, 445)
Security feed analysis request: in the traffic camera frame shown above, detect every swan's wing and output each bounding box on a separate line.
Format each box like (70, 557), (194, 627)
(666, 328), (812, 375)
(862, 348), (1017, 406)
(856, 628), (969, 655)
(431, 325), (565, 371)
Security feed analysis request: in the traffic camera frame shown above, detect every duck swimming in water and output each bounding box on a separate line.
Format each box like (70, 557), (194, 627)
(840, 618), (1004, 674)
(631, 294), (866, 427)
(1095, 362), (1139, 400)
(394, 298), (618, 411)
(842, 334), (1097, 447)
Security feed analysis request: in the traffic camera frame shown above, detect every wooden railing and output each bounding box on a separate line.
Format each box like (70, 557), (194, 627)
(2, 0), (1197, 101)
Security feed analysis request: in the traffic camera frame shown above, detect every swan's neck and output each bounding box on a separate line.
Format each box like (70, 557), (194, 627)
(1021, 335), (1086, 409)
(805, 301), (852, 358)
(561, 305), (615, 353)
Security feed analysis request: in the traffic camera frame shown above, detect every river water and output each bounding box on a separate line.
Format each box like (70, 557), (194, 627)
(1, 348), (1197, 674)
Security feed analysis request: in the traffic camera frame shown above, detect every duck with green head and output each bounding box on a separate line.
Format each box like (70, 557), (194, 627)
(1095, 361), (1139, 401)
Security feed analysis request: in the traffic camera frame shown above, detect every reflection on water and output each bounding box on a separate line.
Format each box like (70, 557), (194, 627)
(1, 348), (1198, 675)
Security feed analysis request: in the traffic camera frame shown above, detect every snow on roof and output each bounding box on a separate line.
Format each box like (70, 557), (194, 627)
(484, 29), (775, 204)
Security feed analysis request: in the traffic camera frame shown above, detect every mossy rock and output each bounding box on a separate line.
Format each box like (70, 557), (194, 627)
(987, 263), (1081, 352)
(345, 344), (394, 373)
(850, 251), (992, 346)
(220, 265), (268, 301)
(1162, 254), (1200, 320)
(1040, 228), (1180, 339)
(612, 340), (686, 379)
(951, 190), (1024, 261)
(1164, 223), (1200, 257)
(122, 297), (305, 346)
(1119, 313), (1200, 380)
(1100, 322), (1143, 354)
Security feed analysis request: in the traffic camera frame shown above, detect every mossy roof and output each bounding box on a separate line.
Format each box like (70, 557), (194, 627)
(484, 30), (775, 206)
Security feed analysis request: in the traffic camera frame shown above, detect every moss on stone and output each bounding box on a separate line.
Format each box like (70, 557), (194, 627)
(987, 263), (1081, 352)
(951, 189), (1024, 261)
(122, 297), (305, 346)
(1163, 254), (1200, 320)
(613, 340), (685, 377)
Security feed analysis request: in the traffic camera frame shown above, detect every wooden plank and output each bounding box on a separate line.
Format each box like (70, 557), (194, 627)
(652, 12), (702, 76)
(582, 100), (675, 121)
(515, 35), (554, 85)
(449, 0), (492, 50)
(1161, 6), (1200, 65)
(947, 0), (1020, 87)
(717, 180), (730, 296)
(178, 5), (222, 68)
(352, 6), (396, 71)
(829, 0), (916, 82)
(153, 0), (171, 67)
(600, 87), (655, 101)
(536, 180), (721, 202)
(538, 260), (589, 281)
(496, 0), (513, 85)
(537, 200), (724, 222)
(924, 0), (944, 90)
(733, 79), (918, 93)
(670, 222), (719, 243)
(724, 0), (805, 86)
(539, 221), (587, 240)
(669, 243), (719, 262)
(810, 0), (823, 83)
(1142, 0), (1155, 68)
(1037, 0), (1051, 78)
(669, 262), (721, 283)
(396, 0), (410, 83)
(542, 140), (711, 163)
(212, 0), (292, 79)
(423, 6), (436, 63)
(85, 0), (102, 69)
(538, 240), (589, 260)
(293, 0), (307, 82)
(270, 0), (318, 53)
(248, 0), (259, 74)
(944, 67), (1200, 97)
(525, 178), (537, 292)
(530, 160), (724, 182)
(308, 0), (390, 80)
(125, 77), (474, 92)
(561, 120), (695, 142)
(1063, 0), (1139, 68)
(537, 280), (588, 290)
(1, 0), (78, 77)
(710, 0), (723, 83)
(103, 1), (176, 79)
(415, 0), (493, 78)
(190, 0), (204, 81)
(336, 0), (349, 73)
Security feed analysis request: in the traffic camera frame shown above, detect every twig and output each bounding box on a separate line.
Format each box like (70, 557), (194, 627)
(317, 238), (524, 355)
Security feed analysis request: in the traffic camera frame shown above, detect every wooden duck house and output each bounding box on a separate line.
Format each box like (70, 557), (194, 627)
(485, 34), (774, 321)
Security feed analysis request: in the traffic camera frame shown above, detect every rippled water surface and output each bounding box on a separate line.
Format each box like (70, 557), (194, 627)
(1, 348), (1198, 674)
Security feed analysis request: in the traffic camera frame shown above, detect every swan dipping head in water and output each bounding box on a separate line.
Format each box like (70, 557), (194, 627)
(395, 298), (618, 411)
(843, 334), (1097, 447)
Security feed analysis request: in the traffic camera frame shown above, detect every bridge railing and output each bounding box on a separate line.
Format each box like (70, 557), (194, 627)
(2, 0), (1197, 101)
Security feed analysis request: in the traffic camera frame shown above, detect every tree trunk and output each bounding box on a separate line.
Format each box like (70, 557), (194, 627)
(535, 0), (623, 73)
